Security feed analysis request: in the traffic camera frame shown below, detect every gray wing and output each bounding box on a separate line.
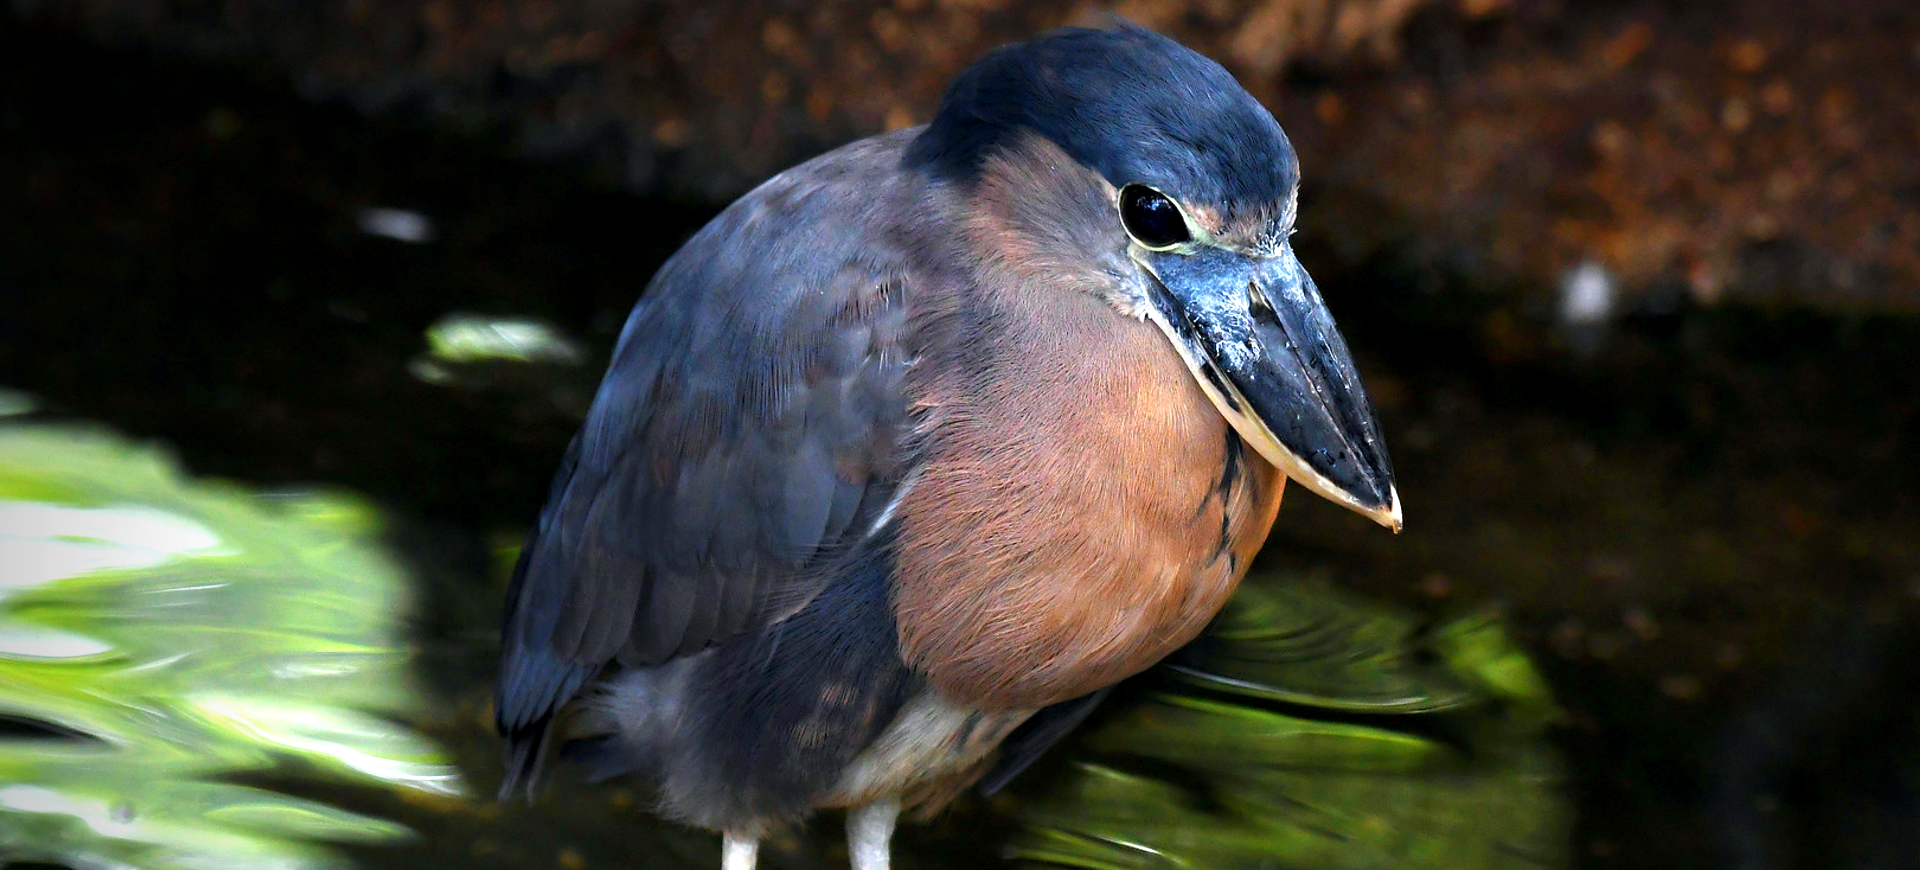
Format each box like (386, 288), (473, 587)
(496, 137), (923, 788)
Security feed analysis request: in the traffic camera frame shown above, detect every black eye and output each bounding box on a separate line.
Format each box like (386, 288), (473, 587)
(1119, 184), (1190, 249)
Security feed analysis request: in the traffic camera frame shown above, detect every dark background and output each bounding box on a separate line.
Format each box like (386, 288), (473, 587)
(3, 1), (1918, 867)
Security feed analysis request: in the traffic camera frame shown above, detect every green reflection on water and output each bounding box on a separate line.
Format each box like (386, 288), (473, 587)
(1007, 580), (1568, 869)
(0, 423), (463, 870)
(423, 314), (584, 367)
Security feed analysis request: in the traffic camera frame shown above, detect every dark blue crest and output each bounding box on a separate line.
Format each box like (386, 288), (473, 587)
(905, 25), (1299, 209)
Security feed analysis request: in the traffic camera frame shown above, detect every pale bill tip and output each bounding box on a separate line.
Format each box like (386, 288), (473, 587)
(1378, 486), (1404, 534)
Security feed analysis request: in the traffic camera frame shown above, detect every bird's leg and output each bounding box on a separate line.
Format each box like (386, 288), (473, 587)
(846, 796), (900, 870)
(722, 831), (758, 870)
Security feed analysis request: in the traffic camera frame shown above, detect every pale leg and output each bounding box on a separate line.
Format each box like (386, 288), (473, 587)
(722, 832), (758, 870)
(847, 797), (900, 870)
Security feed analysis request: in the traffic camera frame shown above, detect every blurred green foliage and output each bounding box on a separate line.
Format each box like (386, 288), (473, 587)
(0, 422), (463, 870)
(1008, 580), (1567, 870)
(422, 314), (584, 367)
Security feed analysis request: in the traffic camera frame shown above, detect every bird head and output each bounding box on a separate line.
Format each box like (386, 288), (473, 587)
(907, 24), (1401, 532)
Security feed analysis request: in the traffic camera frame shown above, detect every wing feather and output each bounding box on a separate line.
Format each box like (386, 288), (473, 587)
(495, 132), (927, 795)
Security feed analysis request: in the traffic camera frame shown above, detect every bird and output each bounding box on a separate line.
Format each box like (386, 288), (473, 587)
(495, 23), (1400, 870)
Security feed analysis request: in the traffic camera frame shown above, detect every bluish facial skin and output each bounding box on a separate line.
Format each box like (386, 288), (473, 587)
(1134, 242), (1400, 530)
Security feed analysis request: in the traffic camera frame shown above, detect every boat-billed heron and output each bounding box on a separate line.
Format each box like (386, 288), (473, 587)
(496, 23), (1399, 870)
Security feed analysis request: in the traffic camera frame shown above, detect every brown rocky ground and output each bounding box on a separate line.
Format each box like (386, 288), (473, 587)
(26, 0), (1920, 313)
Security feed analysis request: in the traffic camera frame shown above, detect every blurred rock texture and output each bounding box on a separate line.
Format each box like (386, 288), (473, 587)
(25, 0), (1920, 312)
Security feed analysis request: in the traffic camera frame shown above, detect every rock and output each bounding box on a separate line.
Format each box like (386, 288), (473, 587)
(17, 0), (1920, 312)
(23, 0), (1450, 201)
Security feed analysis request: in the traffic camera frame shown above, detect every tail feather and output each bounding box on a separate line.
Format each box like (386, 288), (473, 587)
(498, 716), (556, 802)
(979, 687), (1111, 796)
(560, 734), (651, 784)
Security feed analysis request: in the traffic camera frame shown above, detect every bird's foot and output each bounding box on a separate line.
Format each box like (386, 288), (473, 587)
(722, 831), (758, 870)
(847, 797), (900, 870)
